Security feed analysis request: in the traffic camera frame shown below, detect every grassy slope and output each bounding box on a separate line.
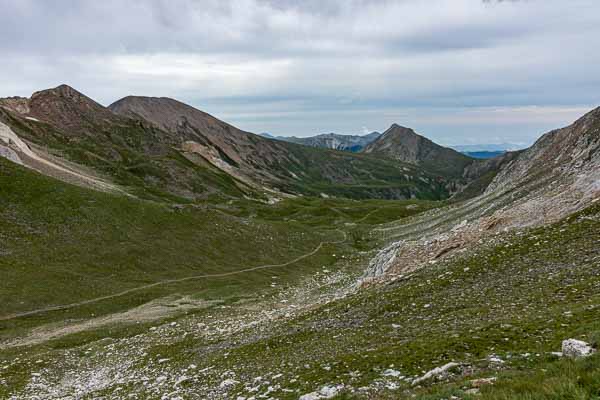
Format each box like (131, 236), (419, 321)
(118, 200), (599, 399)
(0, 158), (439, 339)
(275, 144), (450, 200)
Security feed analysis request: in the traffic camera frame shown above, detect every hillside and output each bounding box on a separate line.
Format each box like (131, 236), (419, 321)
(108, 95), (449, 200)
(0, 86), (251, 201)
(487, 106), (600, 194)
(0, 86), (455, 201)
(1, 127), (598, 398)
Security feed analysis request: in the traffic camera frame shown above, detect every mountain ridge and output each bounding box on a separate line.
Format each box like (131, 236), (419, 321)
(0, 85), (452, 201)
(363, 124), (476, 176)
(262, 131), (381, 152)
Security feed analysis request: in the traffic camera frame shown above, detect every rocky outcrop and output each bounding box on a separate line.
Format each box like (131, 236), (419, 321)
(0, 96), (30, 114)
(359, 241), (404, 282)
(299, 384), (344, 399)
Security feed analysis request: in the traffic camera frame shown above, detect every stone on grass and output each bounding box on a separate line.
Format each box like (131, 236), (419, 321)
(412, 362), (461, 386)
(562, 339), (595, 358)
(299, 384), (344, 400)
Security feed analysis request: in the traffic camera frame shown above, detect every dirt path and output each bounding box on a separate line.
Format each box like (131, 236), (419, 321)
(0, 230), (347, 322)
(354, 207), (382, 223)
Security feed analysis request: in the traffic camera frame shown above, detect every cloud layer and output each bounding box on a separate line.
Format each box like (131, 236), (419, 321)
(1, 0), (599, 144)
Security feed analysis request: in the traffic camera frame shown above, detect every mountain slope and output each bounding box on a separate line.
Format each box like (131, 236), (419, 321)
(487, 106), (600, 195)
(365, 106), (600, 283)
(1, 100), (599, 399)
(0, 86), (255, 201)
(108, 95), (450, 200)
(264, 131), (381, 152)
(363, 124), (476, 177)
(2, 149), (598, 399)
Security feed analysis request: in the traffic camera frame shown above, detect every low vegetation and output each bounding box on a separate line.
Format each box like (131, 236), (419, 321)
(1, 154), (598, 398)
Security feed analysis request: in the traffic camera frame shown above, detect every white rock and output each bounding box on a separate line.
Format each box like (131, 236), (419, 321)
(299, 384), (344, 400)
(488, 355), (504, 364)
(562, 339), (595, 358)
(319, 384), (343, 398)
(412, 362), (460, 386)
(382, 369), (403, 378)
(219, 378), (239, 388)
(299, 392), (320, 400)
(0, 145), (22, 165)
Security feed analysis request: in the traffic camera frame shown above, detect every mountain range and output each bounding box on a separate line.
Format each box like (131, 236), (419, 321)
(264, 131), (521, 158)
(260, 131), (382, 152)
(0, 85), (513, 203)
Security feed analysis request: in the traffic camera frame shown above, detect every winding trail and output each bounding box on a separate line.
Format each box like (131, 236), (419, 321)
(0, 230), (347, 322)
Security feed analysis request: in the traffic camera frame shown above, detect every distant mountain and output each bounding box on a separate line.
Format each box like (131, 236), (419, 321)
(260, 132), (381, 152)
(462, 151), (505, 159)
(451, 143), (523, 152)
(109, 96), (448, 199)
(361, 124), (524, 198)
(363, 124), (477, 177)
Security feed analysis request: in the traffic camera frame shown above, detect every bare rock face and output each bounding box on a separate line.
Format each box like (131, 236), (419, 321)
(562, 339), (595, 358)
(487, 106), (600, 194)
(360, 241), (403, 280)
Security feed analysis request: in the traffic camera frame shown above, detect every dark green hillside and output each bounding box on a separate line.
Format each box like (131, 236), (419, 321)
(0, 158), (439, 342)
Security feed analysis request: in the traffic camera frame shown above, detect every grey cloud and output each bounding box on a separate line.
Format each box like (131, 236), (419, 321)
(0, 0), (599, 144)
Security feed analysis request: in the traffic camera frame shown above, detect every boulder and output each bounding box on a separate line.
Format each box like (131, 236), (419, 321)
(562, 339), (595, 358)
(299, 384), (344, 400)
(412, 362), (461, 386)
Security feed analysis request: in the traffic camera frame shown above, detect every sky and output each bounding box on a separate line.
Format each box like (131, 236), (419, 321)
(1, 0), (599, 146)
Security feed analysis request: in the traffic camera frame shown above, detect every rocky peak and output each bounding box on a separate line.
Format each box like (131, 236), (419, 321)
(30, 84), (106, 111)
(363, 123), (474, 178)
(22, 85), (118, 135)
(387, 123), (416, 134)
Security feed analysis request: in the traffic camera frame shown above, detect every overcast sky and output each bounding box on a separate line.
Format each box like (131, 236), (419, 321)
(1, 0), (599, 145)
